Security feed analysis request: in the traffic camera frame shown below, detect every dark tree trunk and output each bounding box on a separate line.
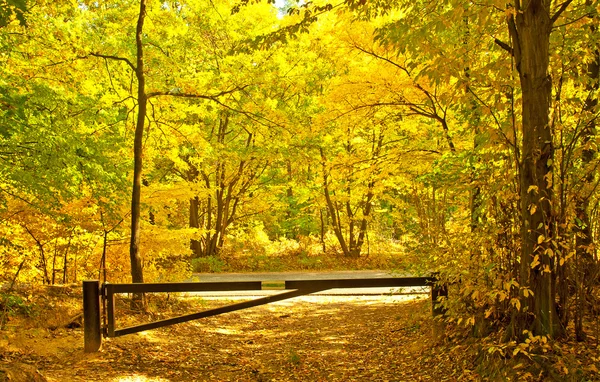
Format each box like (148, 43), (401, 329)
(574, 16), (599, 340)
(320, 148), (351, 256)
(187, 158), (202, 258)
(509, 0), (560, 337)
(129, 0), (147, 285)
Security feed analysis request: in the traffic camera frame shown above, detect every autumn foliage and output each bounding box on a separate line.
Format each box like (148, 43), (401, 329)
(1, 0), (599, 377)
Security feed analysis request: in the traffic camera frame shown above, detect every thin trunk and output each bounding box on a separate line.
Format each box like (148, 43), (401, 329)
(354, 183), (375, 256)
(202, 172), (212, 256)
(189, 197), (202, 257)
(188, 160), (202, 258)
(62, 234), (72, 284)
(320, 148), (351, 257)
(320, 209), (326, 252)
(24, 226), (49, 285)
(51, 240), (58, 285)
(129, 0), (147, 285)
(286, 160), (295, 238)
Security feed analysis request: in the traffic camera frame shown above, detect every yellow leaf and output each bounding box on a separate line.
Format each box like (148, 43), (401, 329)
(537, 235), (545, 244)
(543, 265), (551, 273)
(511, 298), (521, 311)
(530, 204), (537, 215)
(527, 185), (538, 194)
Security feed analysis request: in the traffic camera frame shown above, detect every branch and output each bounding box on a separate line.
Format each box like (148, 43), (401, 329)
(551, 0), (574, 24)
(494, 38), (513, 55)
(351, 44), (411, 76)
(148, 85), (289, 132)
(89, 53), (136, 72)
(146, 84), (249, 99)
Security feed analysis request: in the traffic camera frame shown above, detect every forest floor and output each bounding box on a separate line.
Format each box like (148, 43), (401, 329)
(1, 284), (599, 381)
(0, 285), (474, 381)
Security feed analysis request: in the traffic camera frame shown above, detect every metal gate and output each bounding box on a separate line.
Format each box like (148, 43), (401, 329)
(83, 275), (446, 353)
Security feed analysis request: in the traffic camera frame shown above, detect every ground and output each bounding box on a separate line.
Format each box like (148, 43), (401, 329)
(2, 285), (599, 381)
(0, 286), (468, 381)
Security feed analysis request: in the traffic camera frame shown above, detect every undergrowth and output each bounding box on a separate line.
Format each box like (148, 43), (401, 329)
(436, 316), (600, 381)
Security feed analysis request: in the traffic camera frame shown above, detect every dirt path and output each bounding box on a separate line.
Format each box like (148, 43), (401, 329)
(2, 295), (465, 381)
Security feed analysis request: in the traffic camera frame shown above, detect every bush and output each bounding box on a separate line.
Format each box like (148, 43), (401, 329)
(0, 293), (35, 316)
(191, 256), (226, 273)
(246, 254), (284, 272)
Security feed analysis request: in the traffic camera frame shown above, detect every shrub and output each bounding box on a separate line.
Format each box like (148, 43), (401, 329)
(191, 256), (226, 273)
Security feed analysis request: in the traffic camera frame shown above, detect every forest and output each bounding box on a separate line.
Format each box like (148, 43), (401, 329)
(1, 0), (599, 379)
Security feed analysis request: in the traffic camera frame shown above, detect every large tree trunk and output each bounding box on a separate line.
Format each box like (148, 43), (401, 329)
(574, 16), (599, 339)
(129, 0), (146, 285)
(509, 0), (560, 337)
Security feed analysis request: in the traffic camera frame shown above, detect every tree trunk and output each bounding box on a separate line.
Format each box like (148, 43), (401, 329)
(320, 148), (351, 257)
(62, 234), (72, 284)
(129, 0), (147, 285)
(320, 209), (327, 252)
(51, 242), (58, 285)
(574, 15), (599, 340)
(189, 196), (202, 257)
(187, 159), (202, 258)
(509, 0), (560, 337)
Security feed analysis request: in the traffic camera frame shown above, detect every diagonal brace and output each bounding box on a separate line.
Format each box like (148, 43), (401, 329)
(109, 287), (325, 337)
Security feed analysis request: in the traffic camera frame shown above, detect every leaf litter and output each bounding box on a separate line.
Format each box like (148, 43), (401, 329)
(1, 288), (466, 381)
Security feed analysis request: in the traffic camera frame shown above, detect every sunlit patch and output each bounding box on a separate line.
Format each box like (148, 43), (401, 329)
(113, 375), (170, 381)
(135, 330), (163, 343)
(322, 335), (349, 345)
(207, 327), (242, 335)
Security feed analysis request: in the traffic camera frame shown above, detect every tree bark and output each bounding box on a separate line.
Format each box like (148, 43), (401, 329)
(574, 10), (599, 340)
(129, 0), (147, 285)
(509, 0), (560, 337)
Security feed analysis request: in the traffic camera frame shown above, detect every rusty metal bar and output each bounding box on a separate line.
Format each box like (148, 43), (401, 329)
(83, 280), (101, 352)
(111, 287), (325, 337)
(106, 281), (262, 294)
(285, 276), (433, 290)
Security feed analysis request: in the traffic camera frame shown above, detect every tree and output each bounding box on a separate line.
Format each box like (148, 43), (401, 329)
(79, 0), (270, 281)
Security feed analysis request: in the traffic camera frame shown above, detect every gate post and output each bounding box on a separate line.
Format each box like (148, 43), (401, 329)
(83, 280), (102, 353)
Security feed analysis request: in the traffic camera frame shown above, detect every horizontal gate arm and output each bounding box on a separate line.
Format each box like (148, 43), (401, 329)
(105, 281), (262, 294)
(112, 287), (325, 337)
(285, 277), (434, 290)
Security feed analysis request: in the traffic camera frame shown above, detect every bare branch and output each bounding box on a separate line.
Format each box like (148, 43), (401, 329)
(494, 38), (513, 55)
(89, 53), (136, 72)
(551, 0), (574, 24)
(350, 44), (411, 76)
(146, 84), (250, 99)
